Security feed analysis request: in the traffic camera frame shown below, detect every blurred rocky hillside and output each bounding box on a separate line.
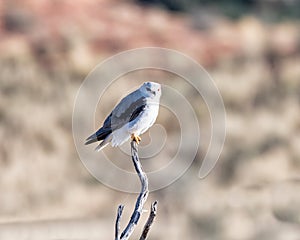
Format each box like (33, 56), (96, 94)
(0, 0), (300, 239)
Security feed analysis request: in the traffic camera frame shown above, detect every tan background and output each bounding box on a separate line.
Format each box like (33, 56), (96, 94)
(0, 0), (300, 239)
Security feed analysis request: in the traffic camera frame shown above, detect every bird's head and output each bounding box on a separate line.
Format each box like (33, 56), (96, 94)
(140, 82), (161, 99)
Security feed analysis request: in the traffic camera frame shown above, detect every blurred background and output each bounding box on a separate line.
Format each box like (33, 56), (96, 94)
(0, 0), (300, 239)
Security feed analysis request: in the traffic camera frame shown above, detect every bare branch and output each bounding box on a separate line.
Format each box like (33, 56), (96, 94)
(120, 140), (149, 240)
(115, 205), (124, 240)
(139, 201), (158, 240)
(113, 140), (157, 240)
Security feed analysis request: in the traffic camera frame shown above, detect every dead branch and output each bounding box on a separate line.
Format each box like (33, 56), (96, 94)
(115, 205), (124, 240)
(113, 140), (157, 240)
(139, 201), (158, 240)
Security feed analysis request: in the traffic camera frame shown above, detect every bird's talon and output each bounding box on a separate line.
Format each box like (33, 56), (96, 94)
(131, 134), (141, 144)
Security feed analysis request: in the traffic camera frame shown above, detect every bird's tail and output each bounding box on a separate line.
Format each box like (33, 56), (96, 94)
(85, 133), (98, 145)
(85, 127), (111, 145)
(95, 134), (112, 151)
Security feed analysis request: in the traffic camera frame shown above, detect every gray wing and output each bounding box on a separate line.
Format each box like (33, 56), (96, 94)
(111, 89), (146, 124)
(85, 89), (146, 144)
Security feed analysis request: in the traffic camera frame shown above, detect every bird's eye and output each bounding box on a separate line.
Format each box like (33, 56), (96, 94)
(146, 87), (151, 92)
(157, 89), (160, 91)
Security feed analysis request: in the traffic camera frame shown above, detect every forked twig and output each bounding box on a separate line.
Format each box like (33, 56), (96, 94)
(114, 140), (157, 240)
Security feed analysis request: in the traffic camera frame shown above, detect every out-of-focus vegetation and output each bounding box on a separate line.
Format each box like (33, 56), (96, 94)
(136, 0), (300, 19)
(0, 0), (299, 239)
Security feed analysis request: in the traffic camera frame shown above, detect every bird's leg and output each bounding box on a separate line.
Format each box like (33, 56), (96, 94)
(131, 133), (141, 144)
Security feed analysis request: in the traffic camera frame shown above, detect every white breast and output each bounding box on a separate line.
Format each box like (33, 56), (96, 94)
(111, 100), (160, 147)
(128, 102), (159, 135)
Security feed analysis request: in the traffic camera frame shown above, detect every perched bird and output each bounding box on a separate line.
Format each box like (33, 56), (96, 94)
(85, 82), (161, 151)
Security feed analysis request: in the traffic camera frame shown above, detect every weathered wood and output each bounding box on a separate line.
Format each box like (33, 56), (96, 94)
(115, 205), (124, 240)
(120, 141), (149, 240)
(139, 201), (158, 240)
(114, 140), (157, 240)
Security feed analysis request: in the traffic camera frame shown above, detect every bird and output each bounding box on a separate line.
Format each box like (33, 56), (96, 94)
(85, 82), (161, 151)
